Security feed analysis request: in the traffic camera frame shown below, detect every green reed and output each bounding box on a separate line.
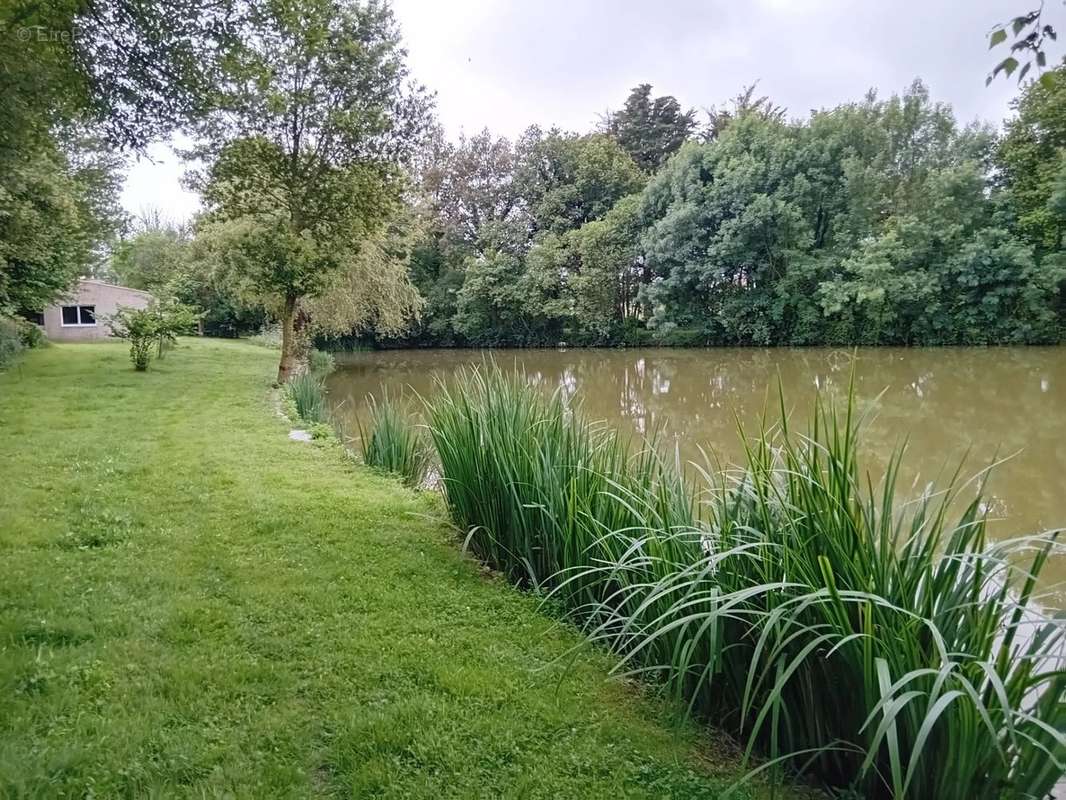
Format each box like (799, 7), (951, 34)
(357, 394), (430, 486)
(285, 372), (328, 424)
(309, 348), (336, 376)
(427, 365), (693, 597)
(426, 365), (1065, 799)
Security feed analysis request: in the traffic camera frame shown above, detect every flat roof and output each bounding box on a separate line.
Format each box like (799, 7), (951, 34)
(77, 278), (154, 298)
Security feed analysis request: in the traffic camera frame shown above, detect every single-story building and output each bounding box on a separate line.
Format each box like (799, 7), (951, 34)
(36, 278), (154, 341)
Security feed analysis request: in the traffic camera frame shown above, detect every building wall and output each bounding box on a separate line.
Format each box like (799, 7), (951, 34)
(42, 280), (153, 341)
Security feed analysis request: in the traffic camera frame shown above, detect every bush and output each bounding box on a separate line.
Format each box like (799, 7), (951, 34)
(130, 336), (152, 370)
(284, 373), (328, 424)
(0, 317), (26, 368)
(653, 325), (711, 347)
(614, 318), (655, 347)
(427, 367), (1066, 799)
(248, 324), (282, 349)
(309, 348), (335, 375)
(357, 394), (430, 486)
(109, 301), (199, 371)
(109, 309), (155, 371)
(15, 318), (45, 348)
(308, 421), (333, 440)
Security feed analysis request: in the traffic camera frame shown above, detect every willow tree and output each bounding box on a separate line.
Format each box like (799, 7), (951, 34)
(193, 0), (431, 382)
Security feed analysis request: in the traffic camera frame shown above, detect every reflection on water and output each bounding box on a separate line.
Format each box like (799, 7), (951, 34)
(326, 347), (1066, 602)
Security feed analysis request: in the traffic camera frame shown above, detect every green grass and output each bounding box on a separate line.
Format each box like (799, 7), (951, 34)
(427, 366), (1066, 799)
(0, 339), (804, 799)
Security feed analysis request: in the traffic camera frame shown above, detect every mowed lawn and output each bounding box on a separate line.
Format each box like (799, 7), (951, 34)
(0, 339), (800, 799)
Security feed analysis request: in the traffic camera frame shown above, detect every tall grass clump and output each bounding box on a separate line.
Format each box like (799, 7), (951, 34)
(427, 365), (694, 599)
(309, 348), (335, 376)
(428, 367), (1066, 799)
(285, 373), (328, 424)
(357, 395), (430, 486)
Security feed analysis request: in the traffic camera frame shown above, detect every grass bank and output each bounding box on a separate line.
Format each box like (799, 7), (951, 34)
(0, 339), (799, 798)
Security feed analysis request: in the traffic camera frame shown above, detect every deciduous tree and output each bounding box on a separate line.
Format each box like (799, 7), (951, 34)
(998, 65), (1066, 251)
(0, 134), (123, 314)
(602, 84), (696, 171)
(192, 0), (431, 382)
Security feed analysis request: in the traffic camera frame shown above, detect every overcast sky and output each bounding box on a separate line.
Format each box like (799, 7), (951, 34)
(121, 0), (1037, 223)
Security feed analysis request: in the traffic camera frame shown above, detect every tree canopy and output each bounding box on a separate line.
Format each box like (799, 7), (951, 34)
(392, 76), (1066, 348)
(191, 0), (432, 380)
(0, 0), (243, 315)
(602, 84), (697, 171)
(998, 66), (1066, 251)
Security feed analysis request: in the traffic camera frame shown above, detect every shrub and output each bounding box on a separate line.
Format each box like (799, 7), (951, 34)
(615, 318), (655, 347)
(284, 373), (328, 424)
(109, 301), (199, 371)
(358, 394), (430, 486)
(150, 299), (199, 359)
(15, 318), (45, 348)
(0, 317), (26, 368)
(308, 421), (333, 440)
(653, 325), (710, 347)
(309, 348), (335, 376)
(249, 324), (282, 349)
(427, 367), (1066, 799)
(109, 308), (157, 371)
(130, 336), (153, 370)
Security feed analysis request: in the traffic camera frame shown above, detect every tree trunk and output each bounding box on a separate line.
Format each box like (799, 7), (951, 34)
(276, 294), (299, 385)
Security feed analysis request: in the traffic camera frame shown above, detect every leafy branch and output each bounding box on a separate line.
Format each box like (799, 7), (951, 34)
(987, 2), (1062, 86)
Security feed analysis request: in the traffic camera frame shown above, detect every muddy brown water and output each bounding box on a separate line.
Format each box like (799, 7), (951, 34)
(326, 347), (1066, 604)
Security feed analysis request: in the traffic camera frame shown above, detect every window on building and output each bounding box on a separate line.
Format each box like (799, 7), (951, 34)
(60, 305), (96, 326)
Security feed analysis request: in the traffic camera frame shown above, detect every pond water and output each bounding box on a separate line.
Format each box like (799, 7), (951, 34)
(326, 347), (1066, 603)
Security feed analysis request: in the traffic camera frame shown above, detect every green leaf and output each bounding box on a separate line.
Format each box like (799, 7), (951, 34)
(989, 28), (1008, 49)
(1019, 62), (1032, 83)
(1012, 17), (1029, 35)
(1037, 50), (1047, 67)
(999, 56), (1020, 77)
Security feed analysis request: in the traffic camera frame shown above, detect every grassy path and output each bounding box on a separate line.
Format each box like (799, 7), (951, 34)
(0, 340), (792, 798)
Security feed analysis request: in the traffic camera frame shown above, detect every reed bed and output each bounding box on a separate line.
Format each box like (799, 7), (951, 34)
(357, 394), (431, 486)
(309, 348), (336, 376)
(426, 365), (1066, 800)
(285, 372), (328, 424)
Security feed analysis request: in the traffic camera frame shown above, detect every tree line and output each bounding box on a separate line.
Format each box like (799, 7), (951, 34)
(113, 71), (1066, 351)
(3, 1), (1066, 373)
(398, 75), (1066, 348)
